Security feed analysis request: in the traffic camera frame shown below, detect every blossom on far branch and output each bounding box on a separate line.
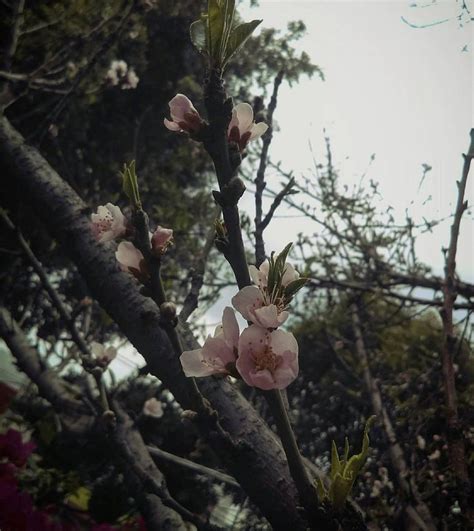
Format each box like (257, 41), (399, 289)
(105, 59), (139, 90)
(227, 103), (268, 152)
(90, 342), (117, 367)
(91, 203), (127, 243)
(150, 226), (173, 256)
(115, 241), (149, 282)
(237, 326), (299, 390)
(164, 94), (204, 134)
(180, 307), (239, 377)
(142, 397), (163, 418)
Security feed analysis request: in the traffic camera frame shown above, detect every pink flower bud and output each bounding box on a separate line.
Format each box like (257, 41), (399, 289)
(227, 103), (268, 152)
(151, 226), (173, 256)
(143, 397), (163, 418)
(164, 94), (203, 134)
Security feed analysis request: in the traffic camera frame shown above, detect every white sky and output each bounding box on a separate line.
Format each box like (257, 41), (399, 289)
(119, 0), (474, 375)
(238, 0), (473, 278)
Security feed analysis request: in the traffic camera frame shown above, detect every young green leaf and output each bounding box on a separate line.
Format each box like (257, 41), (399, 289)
(223, 19), (262, 66)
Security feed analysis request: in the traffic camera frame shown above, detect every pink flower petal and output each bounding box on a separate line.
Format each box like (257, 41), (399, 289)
(248, 368), (276, 390)
(169, 93), (195, 121)
(164, 118), (181, 131)
(180, 349), (216, 377)
(222, 306), (239, 349)
(115, 241), (143, 271)
(270, 329), (298, 357)
(232, 285), (264, 321)
(234, 103), (254, 133)
(202, 336), (235, 367)
(252, 304), (281, 329)
(249, 122), (269, 141)
(282, 263), (299, 286)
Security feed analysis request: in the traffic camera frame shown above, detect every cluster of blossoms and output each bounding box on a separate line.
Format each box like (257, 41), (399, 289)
(90, 202), (173, 282)
(105, 59), (139, 90)
(180, 255), (305, 390)
(164, 94), (268, 152)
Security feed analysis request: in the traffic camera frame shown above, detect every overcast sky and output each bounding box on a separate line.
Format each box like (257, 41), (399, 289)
(238, 0), (473, 277)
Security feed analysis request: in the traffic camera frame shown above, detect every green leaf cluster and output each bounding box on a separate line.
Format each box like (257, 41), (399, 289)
(316, 416), (375, 511)
(190, 0), (262, 69)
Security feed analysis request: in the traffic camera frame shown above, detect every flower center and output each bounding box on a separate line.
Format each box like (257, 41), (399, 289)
(254, 345), (279, 372)
(96, 212), (113, 234)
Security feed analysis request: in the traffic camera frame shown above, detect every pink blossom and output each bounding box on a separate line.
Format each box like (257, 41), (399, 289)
(227, 103), (268, 151)
(249, 260), (299, 289)
(180, 307), (239, 377)
(143, 397), (163, 418)
(151, 226), (173, 256)
(232, 285), (289, 329)
(236, 326), (299, 390)
(115, 241), (149, 282)
(164, 94), (203, 134)
(90, 342), (117, 366)
(91, 203), (127, 243)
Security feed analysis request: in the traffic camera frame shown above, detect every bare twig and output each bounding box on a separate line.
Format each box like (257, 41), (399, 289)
(147, 445), (240, 488)
(254, 69), (284, 266)
(439, 129), (474, 524)
(179, 205), (220, 322)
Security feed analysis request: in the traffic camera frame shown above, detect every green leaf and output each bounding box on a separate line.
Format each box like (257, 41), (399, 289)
(315, 476), (327, 502)
(190, 17), (207, 54)
(329, 472), (353, 511)
(208, 0), (225, 61)
(121, 160), (141, 209)
(330, 440), (341, 480)
(219, 0), (236, 62)
(223, 19), (262, 66)
(284, 277), (308, 298)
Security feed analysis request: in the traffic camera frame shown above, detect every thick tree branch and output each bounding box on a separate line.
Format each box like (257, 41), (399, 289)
(0, 307), (93, 434)
(0, 115), (305, 530)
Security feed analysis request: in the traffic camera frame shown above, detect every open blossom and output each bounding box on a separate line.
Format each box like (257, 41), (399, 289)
(122, 68), (139, 90)
(106, 59), (128, 86)
(227, 103), (268, 152)
(249, 260), (299, 289)
(151, 226), (173, 256)
(232, 285), (289, 329)
(180, 307), (239, 377)
(237, 326), (299, 390)
(91, 203), (127, 243)
(164, 94), (203, 134)
(142, 397), (163, 418)
(90, 342), (117, 366)
(115, 241), (149, 281)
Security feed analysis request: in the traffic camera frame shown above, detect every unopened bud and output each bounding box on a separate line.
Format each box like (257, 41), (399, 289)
(160, 302), (177, 321)
(180, 409), (198, 421)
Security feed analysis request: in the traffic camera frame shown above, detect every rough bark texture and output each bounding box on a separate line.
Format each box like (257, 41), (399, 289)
(0, 116), (305, 530)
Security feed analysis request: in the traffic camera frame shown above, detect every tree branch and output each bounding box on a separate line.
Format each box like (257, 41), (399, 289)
(438, 129), (474, 524)
(0, 115), (305, 531)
